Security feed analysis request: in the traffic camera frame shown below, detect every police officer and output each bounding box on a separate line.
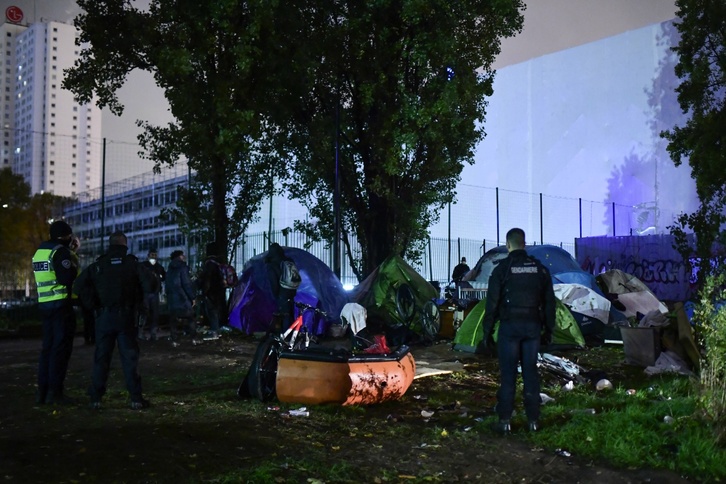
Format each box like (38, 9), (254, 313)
(32, 220), (79, 405)
(75, 231), (153, 410)
(481, 228), (556, 434)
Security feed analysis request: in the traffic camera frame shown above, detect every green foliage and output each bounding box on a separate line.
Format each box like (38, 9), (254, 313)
(663, 0), (726, 277)
(64, 0), (284, 261)
(0, 168), (74, 296)
(63, 1), (526, 276)
(282, 0), (525, 277)
(692, 270), (726, 444)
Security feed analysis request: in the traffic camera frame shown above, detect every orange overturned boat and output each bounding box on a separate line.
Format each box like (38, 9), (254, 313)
(275, 345), (416, 405)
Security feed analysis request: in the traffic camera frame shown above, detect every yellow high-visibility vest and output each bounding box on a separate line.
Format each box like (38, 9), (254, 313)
(32, 245), (71, 304)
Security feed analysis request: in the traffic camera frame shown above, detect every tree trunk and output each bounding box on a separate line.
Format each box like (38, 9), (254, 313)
(210, 154), (229, 263)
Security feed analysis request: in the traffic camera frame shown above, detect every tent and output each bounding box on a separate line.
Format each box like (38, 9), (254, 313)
(228, 247), (349, 335)
(471, 244), (602, 292)
(349, 255), (437, 328)
(596, 269), (668, 318)
(453, 298), (585, 353)
(469, 245), (616, 336)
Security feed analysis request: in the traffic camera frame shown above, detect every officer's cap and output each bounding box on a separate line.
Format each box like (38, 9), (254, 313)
(49, 220), (72, 239)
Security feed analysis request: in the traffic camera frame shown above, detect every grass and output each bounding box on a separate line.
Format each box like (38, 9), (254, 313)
(525, 370), (726, 481)
(6, 323), (725, 483)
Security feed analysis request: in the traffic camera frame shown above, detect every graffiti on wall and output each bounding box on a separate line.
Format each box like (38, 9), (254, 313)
(576, 235), (693, 302)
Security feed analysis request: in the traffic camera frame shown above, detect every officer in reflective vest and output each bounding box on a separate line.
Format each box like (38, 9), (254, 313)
(32, 220), (79, 405)
(481, 228), (556, 434)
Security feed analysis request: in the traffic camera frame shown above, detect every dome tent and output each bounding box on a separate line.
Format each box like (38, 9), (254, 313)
(228, 247), (349, 335)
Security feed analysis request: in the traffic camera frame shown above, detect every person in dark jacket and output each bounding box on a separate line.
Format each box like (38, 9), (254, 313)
(74, 231), (153, 410)
(32, 220), (79, 405)
(197, 242), (225, 339)
(451, 257), (471, 284)
(166, 249), (196, 345)
(138, 249), (166, 341)
(481, 228), (556, 434)
(265, 243), (298, 331)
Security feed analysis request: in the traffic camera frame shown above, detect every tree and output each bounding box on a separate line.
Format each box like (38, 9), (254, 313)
(0, 168), (72, 297)
(63, 0), (286, 263)
(281, 0), (525, 278)
(662, 0), (726, 281)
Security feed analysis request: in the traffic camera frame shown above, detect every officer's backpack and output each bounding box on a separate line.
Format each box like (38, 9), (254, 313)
(279, 260), (301, 290)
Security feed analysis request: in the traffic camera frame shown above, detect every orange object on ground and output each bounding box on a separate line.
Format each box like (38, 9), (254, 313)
(276, 345), (415, 406)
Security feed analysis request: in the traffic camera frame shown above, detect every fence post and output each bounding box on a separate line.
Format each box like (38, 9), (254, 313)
(428, 237), (433, 281)
(579, 198), (582, 238)
(496, 187), (500, 246)
(540, 192), (543, 244)
(612, 202), (616, 237)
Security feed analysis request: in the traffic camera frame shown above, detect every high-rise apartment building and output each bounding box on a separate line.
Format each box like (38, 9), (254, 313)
(1, 21), (26, 169)
(10, 20), (101, 197)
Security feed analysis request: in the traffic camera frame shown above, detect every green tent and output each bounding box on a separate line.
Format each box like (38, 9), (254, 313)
(453, 298), (585, 353)
(350, 255), (437, 328)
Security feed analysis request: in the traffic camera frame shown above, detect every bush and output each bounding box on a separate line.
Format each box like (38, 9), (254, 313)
(692, 270), (726, 444)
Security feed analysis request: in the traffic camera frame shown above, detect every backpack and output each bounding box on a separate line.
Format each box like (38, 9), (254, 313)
(219, 263), (238, 289)
(279, 260), (301, 290)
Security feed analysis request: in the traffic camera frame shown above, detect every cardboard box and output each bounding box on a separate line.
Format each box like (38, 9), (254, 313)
(620, 326), (661, 367)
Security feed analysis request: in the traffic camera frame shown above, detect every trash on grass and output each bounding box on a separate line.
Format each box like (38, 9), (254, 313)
(595, 379), (613, 391)
(570, 408), (596, 415)
(289, 407), (309, 417)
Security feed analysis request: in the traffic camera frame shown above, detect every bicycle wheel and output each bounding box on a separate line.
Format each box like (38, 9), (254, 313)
(396, 283), (416, 323)
(248, 334), (281, 402)
(420, 300), (441, 342)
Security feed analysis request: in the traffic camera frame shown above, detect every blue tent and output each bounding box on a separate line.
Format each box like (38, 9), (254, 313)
(472, 244), (602, 294)
(228, 247), (349, 335)
(470, 244), (612, 337)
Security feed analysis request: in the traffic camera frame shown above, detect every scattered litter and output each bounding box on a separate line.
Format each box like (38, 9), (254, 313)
(463, 426), (473, 432)
(570, 408), (596, 415)
(539, 393), (555, 404)
(644, 350), (695, 377)
(289, 407), (309, 417)
(595, 379), (613, 391)
(539, 353), (583, 378)
(562, 381), (575, 391)
(440, 429), (448, 437)
(626, 389), (636, 396)
(421, 410), (435, 419)
(173, 401), (186, 406)
(663, 415), (675, 424)
(555, 448), (572, 458)
(413, 395), (428, 401)
(267, 406), (280, 411)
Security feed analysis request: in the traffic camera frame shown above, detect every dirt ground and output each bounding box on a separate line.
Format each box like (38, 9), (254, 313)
(0, 329), (694, 484)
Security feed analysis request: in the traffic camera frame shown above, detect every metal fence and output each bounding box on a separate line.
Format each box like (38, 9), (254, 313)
(232, 229), (574, 290)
